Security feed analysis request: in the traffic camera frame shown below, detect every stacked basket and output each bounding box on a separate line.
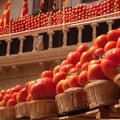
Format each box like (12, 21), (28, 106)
(55, 87), (89, 116)
(84, 79), (120, 109)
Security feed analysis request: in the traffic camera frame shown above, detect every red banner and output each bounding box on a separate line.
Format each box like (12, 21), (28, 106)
(0, 0), (10, 27)
(20, 0), (28, 18)
(40, 0), (45, 10)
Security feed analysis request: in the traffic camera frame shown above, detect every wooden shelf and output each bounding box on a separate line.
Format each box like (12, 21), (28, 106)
(17, 99), (120, 120)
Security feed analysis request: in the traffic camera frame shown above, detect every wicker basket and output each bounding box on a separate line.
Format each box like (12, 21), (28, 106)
(84, 79), (120, 109)
(29, 99), (57, 119)
(15, 102), (30, 119)
(113, 74), (120, 87)
(55, 87), (89, 115)
(0, 106), (16, 120)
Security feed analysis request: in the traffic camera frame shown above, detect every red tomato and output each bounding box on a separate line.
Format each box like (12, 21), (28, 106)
(26, 94), (32, 102)
(80, 50), (93, 64)
(62, 79), (70, 91)
(40, 70), (53, 79)
(101, 48), (120, 79)
(53, 65), (60, 75)
(68, 67), (80, 75)
(75, 61), (82, 70)
(59, 64), (74, 73)
(94, 34), (108, 48)
(0, 94), (3, 101)
(87, 61), (106, 80)
(76, 44), (89, 54)
(116, 37), (120, 48)
(60, 60), (68, 66)
(78, 71), (88, 87)
(68, 75), (80, 87)
(107, 29), (120, 41)
(7, 98), (17, 106)
(92, 48), (105, 59)
(16, 88), (27, 103)
(53, 71), (67, 85)
(104, 48), (120, 63)
(81, 62), (89, 71)
(67, 51), (81, 65)
(3, 94), (11, 102)
(56, 80), (64, 94)
(104, 41), (117, 52)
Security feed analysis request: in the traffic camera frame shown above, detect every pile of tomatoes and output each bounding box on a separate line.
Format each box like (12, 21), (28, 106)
(0, 28), (120, 107)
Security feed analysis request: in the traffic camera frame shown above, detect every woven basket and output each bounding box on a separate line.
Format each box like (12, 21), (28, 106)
(29, 99), (57, 119)
(15, 102), (30, 119)
(84, 79), (120, 109)
(55, 87), (89, 115)
(0, 106), (16, 120)
(113, 74), (120, 87)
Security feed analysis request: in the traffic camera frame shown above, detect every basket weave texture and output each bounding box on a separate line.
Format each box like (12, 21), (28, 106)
(84, 79), (120, 109)
(0, 106), (16, 120)
(29, 99), (57, 119)
(15, 102), (30, 118)
(113, 74), (120, 87)
(55, 87), (89, 115)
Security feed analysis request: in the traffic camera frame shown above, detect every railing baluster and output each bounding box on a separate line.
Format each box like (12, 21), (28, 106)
(91, 23), (99, 41)
(19, 37), (25, 54)
(77, 25), (84, 44)
(62, 28), (69, 47)
(48, 30), (54, 49)
(106, 20), (114, 31)
(6, 39), (12, 56)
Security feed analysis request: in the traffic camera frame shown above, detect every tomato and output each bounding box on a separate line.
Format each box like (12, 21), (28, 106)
(16, 88), (28, 103)
(0, 94), (3, 101)
(59, 64), (74, 73)
(107, 29), (120, 41)
(76, 44), (89, 54)
(53, 71), (67, 85)
(53, 65), (60, 75)
(75, 61), (82, 70)
(87, 60), (106, 80)
(60, 60), (68, 66)
(94, 34), (108, 48)
(13, 84), (22, 92)
(81, 62), (89, 71)
(116, 37), (120, 48)
(62, 79), (70, 91)
(26, 94), (32, 102)
(67, 51), (81, 65)
(3, 94), (11, 102)
(92, 48), (105, 59)
(80, 50), (93, 64)
(104, 41), (117, 52)
(30, 82), (45, 100)
(40, 70), (53, 79)
(56, 80), (64, 94)
(68, 75), (80, 87)
(101, 48), (120, 80)
(68, 67), (80, 75)
(7, 98), (17, 106)
(104, 48), (120, 63)
(78, 71), (88, 87)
